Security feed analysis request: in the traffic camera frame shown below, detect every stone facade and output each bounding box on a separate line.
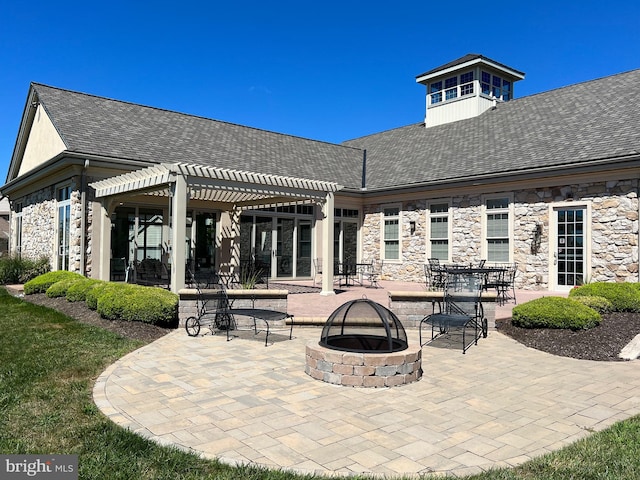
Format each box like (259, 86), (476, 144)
(361, 179), (639, 289)
(12, 176), (97, 276)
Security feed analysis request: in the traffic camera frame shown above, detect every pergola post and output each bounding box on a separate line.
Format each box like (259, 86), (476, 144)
(170, 174), (187, 293)
(320, 192), (335, 296)
(96, 199), (112, 281)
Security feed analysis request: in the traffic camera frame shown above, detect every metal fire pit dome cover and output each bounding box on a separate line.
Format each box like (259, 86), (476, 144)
(320, 298), (408, 353)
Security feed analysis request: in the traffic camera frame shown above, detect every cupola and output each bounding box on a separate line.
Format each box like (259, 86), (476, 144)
(416, 54), (525, 128)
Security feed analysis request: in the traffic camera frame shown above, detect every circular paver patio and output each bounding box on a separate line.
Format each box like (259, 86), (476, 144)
(94, 327), (640, 478)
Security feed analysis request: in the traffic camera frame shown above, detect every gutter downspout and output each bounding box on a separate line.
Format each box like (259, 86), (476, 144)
(361, 150), (367, 191)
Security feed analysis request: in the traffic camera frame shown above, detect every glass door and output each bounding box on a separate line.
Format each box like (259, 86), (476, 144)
(297, 221), (312, 277)
(276, 218), (294, 277)
(254, 216), (273, 278)
(194, 213), (216, 270)
(240, 213), (315, 280)
(554, 207), (585, 289)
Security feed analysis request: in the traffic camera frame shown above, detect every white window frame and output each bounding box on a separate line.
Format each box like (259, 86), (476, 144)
(427, 200), (451, 262)
(482, 194), (514, 263)
(381, 204), (402, 262)
(13, 201), (23, 257)
(56, 184), (72, 271)
(548, 201), (592, 291)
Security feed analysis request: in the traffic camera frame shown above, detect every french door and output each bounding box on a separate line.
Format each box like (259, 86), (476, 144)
(241, 215), (312, 279)
(553, 206), (587, 290)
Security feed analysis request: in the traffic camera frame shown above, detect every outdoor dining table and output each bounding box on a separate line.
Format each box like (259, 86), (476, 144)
(336, 262), (373, 287)
(439, 265), (508, 290)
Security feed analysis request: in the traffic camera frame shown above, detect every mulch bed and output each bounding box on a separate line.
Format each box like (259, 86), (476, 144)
(496, 312), (640, 361)
(18, 293), (172, 343)
(12, 291), (640, 360)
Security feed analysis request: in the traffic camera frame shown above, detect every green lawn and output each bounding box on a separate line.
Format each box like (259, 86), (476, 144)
(1, 286), (639, 479)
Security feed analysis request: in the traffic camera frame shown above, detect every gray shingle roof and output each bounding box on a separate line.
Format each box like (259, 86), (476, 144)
(30, 67), (640, 194)
(345, 68), (640, 190)
(32, 84), (364, 188)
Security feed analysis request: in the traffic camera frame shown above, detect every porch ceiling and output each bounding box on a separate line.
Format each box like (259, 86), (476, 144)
(89, 162), (343, 208)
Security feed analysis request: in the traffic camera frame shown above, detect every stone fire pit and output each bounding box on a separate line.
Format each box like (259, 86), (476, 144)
(305, 298), (422, 387)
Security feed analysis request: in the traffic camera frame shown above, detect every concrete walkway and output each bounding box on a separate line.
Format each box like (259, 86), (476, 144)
(94, 284), (640, 478)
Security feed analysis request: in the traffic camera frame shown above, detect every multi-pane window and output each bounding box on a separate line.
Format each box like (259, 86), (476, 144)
(383, 206), (400, 260)
(486, 198), (510, 262)
(429, 203), (449, 261)
(431, 72), (475, 103)
(445, 76), (458, 100)
(482, 71), (511, 101)
(492, 75), (502, 98)
(502, 80), (511, 101)
(460, 71), (474, 96)
(57, 186), (71, 270)
(481, 71), (491, 95)
(430, 81), (442, 104)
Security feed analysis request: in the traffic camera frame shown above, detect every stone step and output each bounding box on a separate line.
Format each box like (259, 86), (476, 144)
(619, 333), (640, 360)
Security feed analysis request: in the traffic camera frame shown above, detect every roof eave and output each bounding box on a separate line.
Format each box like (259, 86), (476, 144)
(416, 56), (525, 84)
(360, 153), (640, 196)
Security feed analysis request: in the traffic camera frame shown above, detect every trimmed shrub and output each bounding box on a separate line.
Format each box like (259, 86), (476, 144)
(45, 278), (84, 298)
(512, 296), (601, 330)
(96, 284), (178, 326)
(23, 271), (85, 295)
(569, 282), (640, 312)
(0, 256), (50, 284)
(85, 282), (121, 310)
(66, 278), (105, 302)
(570, 295), (613, 314)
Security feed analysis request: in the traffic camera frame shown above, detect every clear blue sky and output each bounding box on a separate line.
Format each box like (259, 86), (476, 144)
(1, 0), (639, 183)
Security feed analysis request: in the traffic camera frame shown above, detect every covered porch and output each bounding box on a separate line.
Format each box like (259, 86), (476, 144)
(89, 162), (343, 294)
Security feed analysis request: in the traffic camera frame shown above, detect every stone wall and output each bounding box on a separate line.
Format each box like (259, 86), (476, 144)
(19, 185), (57, 266)
(178, 288), (289, 326)
(361, 179), (639, 289)
(388, 290), (497, 329)
(17, 181), (88, 274)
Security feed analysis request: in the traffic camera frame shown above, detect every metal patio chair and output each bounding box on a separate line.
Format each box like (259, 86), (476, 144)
(425, 258), (446, 291)
(419, 271), (487, 353)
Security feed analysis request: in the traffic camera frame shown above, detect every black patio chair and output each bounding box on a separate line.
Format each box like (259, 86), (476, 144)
(419, 271), (487, 353)
(484, 262), (517, 305)
(497, 262), (517, 305)
(425, 258), (446, 291)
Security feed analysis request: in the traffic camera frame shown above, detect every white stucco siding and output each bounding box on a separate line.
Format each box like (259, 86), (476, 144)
(18, 105), (66, 177)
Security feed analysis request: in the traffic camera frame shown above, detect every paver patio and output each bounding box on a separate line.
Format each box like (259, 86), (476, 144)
(94, 284), (640, 477)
